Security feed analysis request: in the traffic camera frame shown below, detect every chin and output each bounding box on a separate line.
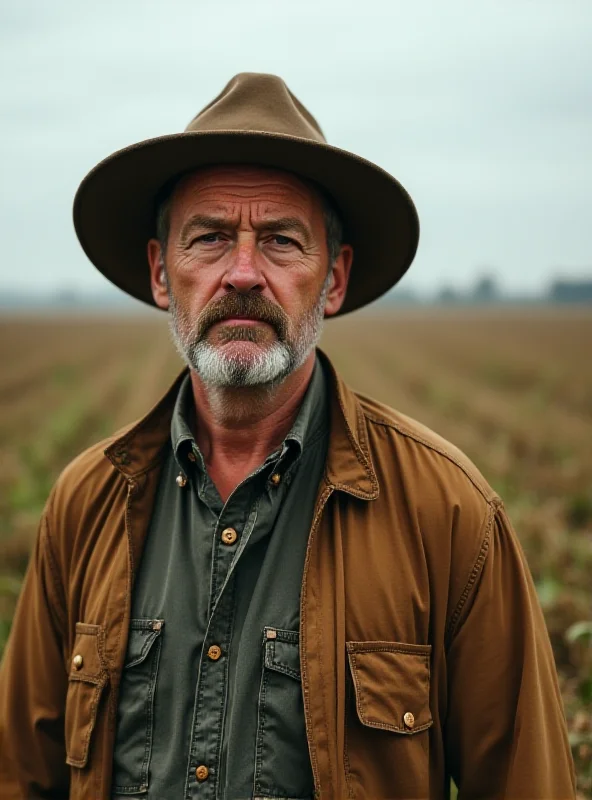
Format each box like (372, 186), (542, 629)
(191, 339), (294, 388)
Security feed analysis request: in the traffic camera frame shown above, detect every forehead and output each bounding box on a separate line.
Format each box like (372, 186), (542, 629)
(169, 165), (321, 214)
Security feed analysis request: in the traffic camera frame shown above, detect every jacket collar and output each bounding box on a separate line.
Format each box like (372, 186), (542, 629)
(104, 350), (379, 501)
(317, 351), (379, 500)
(104, 371), (186, 478)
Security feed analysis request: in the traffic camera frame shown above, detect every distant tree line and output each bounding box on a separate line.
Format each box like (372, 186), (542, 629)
(386, 275), (592, 307)
(2, 276), (592, 311)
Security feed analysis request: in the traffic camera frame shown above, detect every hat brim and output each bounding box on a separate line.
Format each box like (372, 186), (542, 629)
(73, 130), (419, 315)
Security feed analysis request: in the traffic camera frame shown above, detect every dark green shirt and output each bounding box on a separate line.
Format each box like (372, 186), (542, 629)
(112, 358), (328, 800)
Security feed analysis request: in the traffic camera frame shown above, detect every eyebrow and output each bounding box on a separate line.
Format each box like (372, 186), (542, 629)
(179, 214), (313, 247)
(179, 215), (231, 246)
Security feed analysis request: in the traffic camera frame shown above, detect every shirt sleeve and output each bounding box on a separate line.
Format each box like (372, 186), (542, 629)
(444, 503), (576, 799)
(0, 506), (70, 799)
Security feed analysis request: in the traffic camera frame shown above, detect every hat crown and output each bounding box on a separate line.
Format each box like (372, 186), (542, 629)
(185, 72), (327, 143)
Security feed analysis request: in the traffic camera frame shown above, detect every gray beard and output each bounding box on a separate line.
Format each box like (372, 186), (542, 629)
(167, 276), (330, 388)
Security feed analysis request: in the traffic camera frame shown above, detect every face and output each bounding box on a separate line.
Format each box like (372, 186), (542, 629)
(147, 165), (353, 388)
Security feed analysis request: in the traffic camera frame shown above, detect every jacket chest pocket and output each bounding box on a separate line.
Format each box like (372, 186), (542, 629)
(345, 641), (433, 799)
(111, 618), (164, 796)
(65, 623), (109, 768)
(254, 627), (314, 800)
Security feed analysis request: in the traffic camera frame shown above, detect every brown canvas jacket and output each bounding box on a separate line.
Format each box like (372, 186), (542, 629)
(0, 352), (575, 799)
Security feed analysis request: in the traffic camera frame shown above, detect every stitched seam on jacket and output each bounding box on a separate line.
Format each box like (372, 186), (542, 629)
(41, 499), (67, 634)
(362, 411), (496, 503)
(312, 487), (333, 793)
(300, 483), (333, 796)
(445, 502), (497, 644)
(112, 479), (137, 676)
(348, 646), (430, 656)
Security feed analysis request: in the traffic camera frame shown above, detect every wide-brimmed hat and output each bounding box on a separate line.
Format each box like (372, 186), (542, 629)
(73, 72), (419, 315)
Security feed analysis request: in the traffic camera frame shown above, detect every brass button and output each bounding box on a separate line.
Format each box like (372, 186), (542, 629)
(195, 765), (209, 781)
(152, 620), (163, 632)
(207, 645), (222, 661)
(176, 473), (187, 487)
(270, 472), (281, 486)
(221, 527), (237, 545)
(266, 628), (277, 639)
(403, 711), (415, 729)
(187, 451), (196, 463)
(72, 654), (83, 670)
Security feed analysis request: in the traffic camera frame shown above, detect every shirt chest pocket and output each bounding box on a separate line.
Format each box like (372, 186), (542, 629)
(111, 618), (164, 795)
(65, 623), (109, 768)
(345, 641), (433, 798)
(254, 627), (314, 799)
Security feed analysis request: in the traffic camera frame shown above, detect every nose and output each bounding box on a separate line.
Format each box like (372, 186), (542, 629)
(221, 235), (267, 294)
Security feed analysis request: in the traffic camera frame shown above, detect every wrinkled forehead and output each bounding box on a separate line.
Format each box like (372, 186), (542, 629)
(169, 164), (323, 213)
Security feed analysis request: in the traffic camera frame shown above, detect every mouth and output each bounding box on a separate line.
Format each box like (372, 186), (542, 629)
(214, 317), (271, 327)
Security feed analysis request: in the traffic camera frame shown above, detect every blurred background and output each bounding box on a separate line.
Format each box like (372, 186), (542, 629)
(1, 0), (591, 793)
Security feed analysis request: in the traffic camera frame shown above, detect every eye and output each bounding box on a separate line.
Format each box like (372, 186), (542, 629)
(271, 234), (295, 246)
(197, 232), (222, 244)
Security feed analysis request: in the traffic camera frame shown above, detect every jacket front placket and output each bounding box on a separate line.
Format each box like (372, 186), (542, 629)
(299, 371), (379, 800)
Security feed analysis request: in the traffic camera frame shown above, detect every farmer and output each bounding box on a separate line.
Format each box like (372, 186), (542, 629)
(0, 73), (575, 799)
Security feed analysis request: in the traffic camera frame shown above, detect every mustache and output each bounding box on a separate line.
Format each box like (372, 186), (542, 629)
(195, 293), (289, 341)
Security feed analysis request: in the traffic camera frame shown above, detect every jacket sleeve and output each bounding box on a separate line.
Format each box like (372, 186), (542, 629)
(444, 503), (576, 799)
(0, 505), (70, 799)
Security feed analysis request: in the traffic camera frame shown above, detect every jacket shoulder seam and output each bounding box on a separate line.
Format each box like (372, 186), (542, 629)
(445, 501), (501, 644)
(362, 409), (495, 502)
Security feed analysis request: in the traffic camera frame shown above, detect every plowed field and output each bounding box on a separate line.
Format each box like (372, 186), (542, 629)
(1, 308), (591, 792)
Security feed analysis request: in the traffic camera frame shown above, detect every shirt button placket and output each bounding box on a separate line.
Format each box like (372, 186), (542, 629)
(189, 594), (234, 798)
(187, 515), (239, 798)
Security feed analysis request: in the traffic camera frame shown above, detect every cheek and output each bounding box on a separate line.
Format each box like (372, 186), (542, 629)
(168, 256), (221, 306)
(266, 264), (323, 302)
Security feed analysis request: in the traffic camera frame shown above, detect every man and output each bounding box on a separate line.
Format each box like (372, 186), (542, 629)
(0, 73), (575, 799)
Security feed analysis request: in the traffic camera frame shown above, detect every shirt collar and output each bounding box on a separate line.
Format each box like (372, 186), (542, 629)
(170, 356), (328, 474)
(105, 350), (377, 500)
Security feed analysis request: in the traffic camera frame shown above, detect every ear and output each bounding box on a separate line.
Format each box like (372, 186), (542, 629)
(323, 244), (354, 317)
(147, 239), (170, 311)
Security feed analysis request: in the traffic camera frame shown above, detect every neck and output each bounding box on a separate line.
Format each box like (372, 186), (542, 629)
(188, 352), (316, 498)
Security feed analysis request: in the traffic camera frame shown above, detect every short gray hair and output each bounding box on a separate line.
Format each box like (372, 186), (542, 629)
(154, 173), (344, 266)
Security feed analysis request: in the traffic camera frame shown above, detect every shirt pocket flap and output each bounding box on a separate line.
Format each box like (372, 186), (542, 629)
(124, 618), (165, 668)
(263, 627), (301, 681)
(66, 623), (109, 768)
(346, 641), (433, 734)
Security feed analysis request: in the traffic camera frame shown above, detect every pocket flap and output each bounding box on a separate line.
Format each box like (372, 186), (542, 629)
(66, 624), (109, 768)
(346, 641), (433, 734)
(125, 618), (165, 668)
(263, 627), (300, 681)
(69, 622), (108, 683)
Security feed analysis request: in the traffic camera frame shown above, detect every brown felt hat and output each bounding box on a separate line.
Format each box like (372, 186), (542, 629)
(73, 72), (419, 315)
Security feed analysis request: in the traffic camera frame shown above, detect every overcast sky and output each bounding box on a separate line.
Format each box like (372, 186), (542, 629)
(1, 0), (591, 300)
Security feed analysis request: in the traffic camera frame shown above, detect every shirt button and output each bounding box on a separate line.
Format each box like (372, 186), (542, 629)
(72, 654), (83, 670)
(187, 451), (196, 462)
(221, 527), (238, 545)
(176, 473), (187, 487)
(195, 765), (209, 781)
(403, 711), (415, 729)
(207, 644), (222, 661)
(270, 472), (281, 486)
